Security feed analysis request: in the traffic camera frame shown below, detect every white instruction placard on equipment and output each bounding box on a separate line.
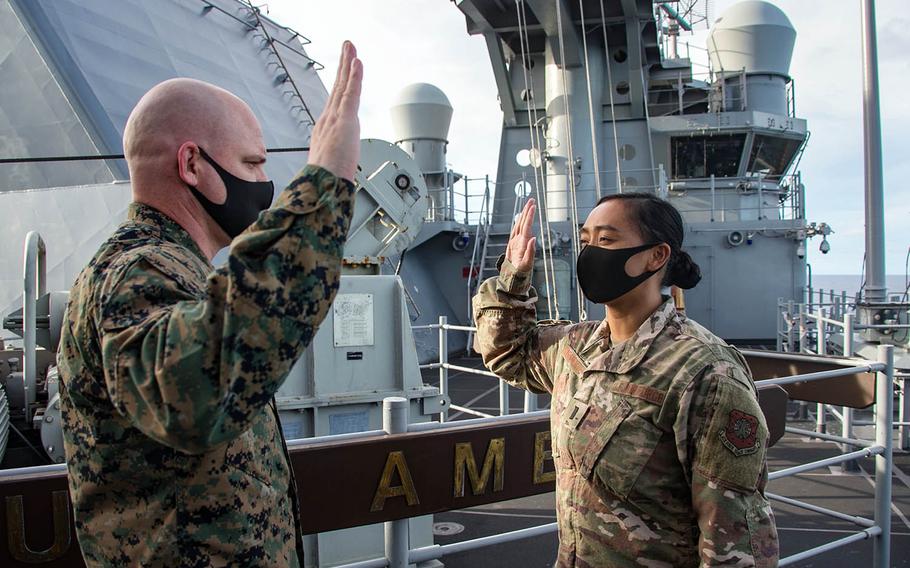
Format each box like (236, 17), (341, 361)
(333, 293), (374, 347)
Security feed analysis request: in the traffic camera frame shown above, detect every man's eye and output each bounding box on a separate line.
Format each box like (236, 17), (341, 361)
(598, 236), (612, 242)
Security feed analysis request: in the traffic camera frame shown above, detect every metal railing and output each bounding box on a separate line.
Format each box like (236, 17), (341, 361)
(757, 345), (894, 567)
(332, 320), (897, 568)
(778, 295), (909, 451)
(414, 317), (543, 422)
(433, 167), (804, 231)
(0, 330), (897, 567)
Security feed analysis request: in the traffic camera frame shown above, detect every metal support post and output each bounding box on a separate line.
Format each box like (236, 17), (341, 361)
(844, 313), (855, 357)
(900, 375), (909, 451)
(448, 169), (456, 221)
(776, 299), (783, 352)
(873, 344), (893, 568)
(439, 316), (449, 423)
(757, 172), (764, 220)
(464, 176), (470, 225)
(787, 300), (796, 352)
(499, 380), (509, 416)
(798, 304), (808, 352)
(523, 391), (538, 413)
(677, 72), (684, 115)
(841, 313), (858, 470)
(861, 0), (888, 304)
(485, 175), (491, 224)
(709, 174), (716, 222)
(383, 397), (410, 568)
(816, 308), (826, 355)
(815, 309), (827, 433)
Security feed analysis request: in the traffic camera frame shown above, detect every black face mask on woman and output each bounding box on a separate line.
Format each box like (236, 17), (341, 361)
(576, 243), (663, 304)
(187, 147), (274, 239)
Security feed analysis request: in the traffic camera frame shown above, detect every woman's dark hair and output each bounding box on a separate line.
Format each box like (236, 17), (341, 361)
(595, 192), (702, 289)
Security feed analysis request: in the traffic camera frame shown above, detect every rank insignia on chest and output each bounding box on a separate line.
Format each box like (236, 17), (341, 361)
(720, 409), (760, 456)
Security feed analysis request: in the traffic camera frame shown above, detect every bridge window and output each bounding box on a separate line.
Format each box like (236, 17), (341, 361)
(747, 135), (802, 178)
(671, 134), (745, 179)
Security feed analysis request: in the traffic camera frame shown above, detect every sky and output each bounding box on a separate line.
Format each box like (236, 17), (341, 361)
(265, 0), (909, 278)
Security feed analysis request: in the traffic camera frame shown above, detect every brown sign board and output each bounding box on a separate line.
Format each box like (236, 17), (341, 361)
(0, 388), (792, 566)
(0, 414), (554, 566)
(757, 385), (788, 447)
(742, 349), (877, 408)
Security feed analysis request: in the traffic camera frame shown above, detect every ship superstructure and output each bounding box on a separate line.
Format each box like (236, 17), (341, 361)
(0, 1), (907, 567)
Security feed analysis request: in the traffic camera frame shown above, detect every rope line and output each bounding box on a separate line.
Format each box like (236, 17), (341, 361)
(0, 146), (311, 165)
(516, 0), (558, 319)
(554, 0), (586, 321)
(517, 0), (560, 319)
(577, 0), (602, 201)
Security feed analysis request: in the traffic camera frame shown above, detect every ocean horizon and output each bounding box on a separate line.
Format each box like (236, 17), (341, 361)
(811, 274), (907, 299)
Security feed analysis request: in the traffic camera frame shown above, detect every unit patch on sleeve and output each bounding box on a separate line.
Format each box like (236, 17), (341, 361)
(720, 409), (760, 456)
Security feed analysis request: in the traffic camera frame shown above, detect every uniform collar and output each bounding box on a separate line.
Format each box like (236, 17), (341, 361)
(583, 298), (678, 375)
(128, 202), (210, 265)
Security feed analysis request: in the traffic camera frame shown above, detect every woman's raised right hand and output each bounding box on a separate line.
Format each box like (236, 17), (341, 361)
(505, 198), (537, 273)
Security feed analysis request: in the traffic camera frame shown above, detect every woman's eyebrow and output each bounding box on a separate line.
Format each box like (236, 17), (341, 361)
(586, 224), (621, 233)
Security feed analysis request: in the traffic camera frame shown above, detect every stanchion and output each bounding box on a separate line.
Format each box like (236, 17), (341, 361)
(383, 398), (410, 568)
(438, 316), (449, 423)
(873, 345), (893, 568)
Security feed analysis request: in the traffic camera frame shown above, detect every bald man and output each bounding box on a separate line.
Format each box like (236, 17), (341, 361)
(56, 43), (362, 567)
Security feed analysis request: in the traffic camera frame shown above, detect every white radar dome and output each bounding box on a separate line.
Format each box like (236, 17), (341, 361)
(707, 0), (796, 77)
(391, 83), (453, 143)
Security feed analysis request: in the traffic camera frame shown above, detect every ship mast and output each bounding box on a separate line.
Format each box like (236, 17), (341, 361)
(861, 0), (887, 303)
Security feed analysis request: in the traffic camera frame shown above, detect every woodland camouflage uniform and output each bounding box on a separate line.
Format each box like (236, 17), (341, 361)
(473, 257), (779, 567)
(57, 165), (353, 567)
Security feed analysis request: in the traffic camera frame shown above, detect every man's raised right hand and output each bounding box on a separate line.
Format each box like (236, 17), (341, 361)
(307, 41), (362, 182)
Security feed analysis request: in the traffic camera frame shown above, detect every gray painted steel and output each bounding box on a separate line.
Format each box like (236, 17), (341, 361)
(860, 0), (887, 303)
(0, 0), (327, 321)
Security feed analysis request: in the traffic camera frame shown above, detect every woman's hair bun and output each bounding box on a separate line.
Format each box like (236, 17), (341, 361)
(670, 250), (701, 289)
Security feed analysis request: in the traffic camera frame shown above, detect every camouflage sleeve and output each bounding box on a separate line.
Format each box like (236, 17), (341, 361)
(677, 360), (780, 567)
(470, 256), (570, 394)
(98, 165), (353, 454)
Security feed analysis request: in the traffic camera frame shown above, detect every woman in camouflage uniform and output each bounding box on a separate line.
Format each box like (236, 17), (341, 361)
(472, 194), (779, 567)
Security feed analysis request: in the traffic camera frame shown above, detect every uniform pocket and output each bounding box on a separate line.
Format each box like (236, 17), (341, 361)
(570, 399), (662, 499)
(223, 418), (277, 486)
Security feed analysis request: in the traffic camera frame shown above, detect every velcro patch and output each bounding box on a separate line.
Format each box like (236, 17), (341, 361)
(610, 380), (666, 406)
(720, 409), (760, 456)
(561, 345), (587, 375)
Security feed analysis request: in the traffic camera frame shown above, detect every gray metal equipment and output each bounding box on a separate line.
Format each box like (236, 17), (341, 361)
(276, 138), (444, 567)
(0, 232), (69, 465)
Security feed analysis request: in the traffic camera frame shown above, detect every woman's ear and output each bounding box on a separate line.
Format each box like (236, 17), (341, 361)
(650, 243), (672, 271)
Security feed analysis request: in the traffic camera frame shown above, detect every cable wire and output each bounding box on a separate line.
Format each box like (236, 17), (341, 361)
(555, 0), (586, 321)
(577, 0), (602, 201)
(516, 0), (559, 319)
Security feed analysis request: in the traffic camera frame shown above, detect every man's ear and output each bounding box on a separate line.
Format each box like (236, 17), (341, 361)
(176, 142), (201, 187)
(650, 243), (672, 271)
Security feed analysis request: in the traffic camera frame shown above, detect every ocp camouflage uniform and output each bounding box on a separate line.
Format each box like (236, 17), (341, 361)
(472, 258), (779, 567)
(57, 165), (353, 567)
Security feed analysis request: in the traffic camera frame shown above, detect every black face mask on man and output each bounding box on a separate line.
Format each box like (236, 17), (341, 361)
(187, 147), (274, 239)
(576, 243), (664, 304)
